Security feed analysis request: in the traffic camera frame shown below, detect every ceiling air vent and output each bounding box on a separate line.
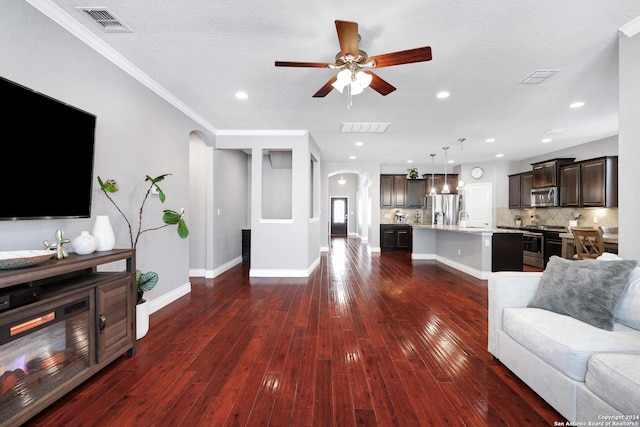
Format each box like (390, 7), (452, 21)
(77, 8), (132, 33)
(340, 123), (391, 133)
(520, 69), (559, 84)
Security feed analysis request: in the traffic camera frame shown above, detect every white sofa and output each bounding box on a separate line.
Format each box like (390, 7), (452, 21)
(488, 260), (640, 423)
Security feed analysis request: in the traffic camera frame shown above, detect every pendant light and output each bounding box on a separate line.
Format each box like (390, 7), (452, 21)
(429, 154), (437, 194)
(442, 147), (451, 194)
(457, 138), (466, 190)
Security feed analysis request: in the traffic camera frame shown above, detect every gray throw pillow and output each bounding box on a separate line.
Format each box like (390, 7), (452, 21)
(528, 256), (638, 330)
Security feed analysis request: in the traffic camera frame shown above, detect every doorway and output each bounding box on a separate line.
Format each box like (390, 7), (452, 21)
(330, 197), (348, 235)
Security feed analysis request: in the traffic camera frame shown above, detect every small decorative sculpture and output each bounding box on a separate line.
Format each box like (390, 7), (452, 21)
(43, 229), (70, 259)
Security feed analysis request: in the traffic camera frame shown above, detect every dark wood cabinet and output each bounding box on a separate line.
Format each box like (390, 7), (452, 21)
(380, 174), (407, 207)
(491, 233), (523, 272)
(381, 225), (412, 252)
(560, 163), (580, 206)
(508, 174), (521, 208)
(581, 156), (618, 207)
(531, 158), (575, 188)
(520, 172), (533, 208)
(406, 179), (427, 207)
(0, 250), (136, 426)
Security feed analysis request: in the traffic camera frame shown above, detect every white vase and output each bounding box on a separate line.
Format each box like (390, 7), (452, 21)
(92, 215), (116, 251)
(71, 231), (97, 255)
(136, 299), (150, 340)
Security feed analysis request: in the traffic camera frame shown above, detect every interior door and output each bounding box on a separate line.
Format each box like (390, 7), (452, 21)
(330, 197), (348, 235)
(462, 182), (493, 228)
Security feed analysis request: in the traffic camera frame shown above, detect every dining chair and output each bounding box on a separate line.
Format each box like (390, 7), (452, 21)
(571, 227), (605, 260)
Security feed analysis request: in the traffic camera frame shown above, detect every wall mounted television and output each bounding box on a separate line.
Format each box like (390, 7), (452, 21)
(1, 76), (96, 220)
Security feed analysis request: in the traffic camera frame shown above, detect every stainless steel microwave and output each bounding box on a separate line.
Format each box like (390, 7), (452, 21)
(531, 187), (559, 207)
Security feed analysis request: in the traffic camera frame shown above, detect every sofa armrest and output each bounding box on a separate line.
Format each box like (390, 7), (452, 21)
(487, 271), (543, 357)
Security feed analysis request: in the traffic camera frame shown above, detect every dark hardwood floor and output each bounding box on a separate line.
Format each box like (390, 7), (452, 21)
(25, 237), (563, 426)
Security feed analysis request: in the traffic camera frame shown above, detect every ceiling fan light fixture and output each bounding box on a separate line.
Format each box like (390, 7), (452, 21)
(349, 81), (364, 95)
(331, 69), (352, 93)
(355, 71), (372, 88)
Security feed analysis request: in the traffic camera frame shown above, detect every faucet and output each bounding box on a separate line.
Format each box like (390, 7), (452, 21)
(458, 210), (469, 227)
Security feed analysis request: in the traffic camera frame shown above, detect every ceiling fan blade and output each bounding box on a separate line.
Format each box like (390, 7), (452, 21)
(313, 75), (338, 97)
(367, 72), (396, 96)
(368, 46), (432, 68)
(275, 61), (330, 68)
(335, 20), (359, 60)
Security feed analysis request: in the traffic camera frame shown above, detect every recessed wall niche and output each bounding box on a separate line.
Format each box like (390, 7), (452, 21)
(261, 149), (292, 219)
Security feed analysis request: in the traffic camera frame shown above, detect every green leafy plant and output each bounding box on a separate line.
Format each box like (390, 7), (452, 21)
(407, 168), (419, 179)
(97, 174), (189, 304)
(514, 214), (522, 220)
(136, 270), (158, 304)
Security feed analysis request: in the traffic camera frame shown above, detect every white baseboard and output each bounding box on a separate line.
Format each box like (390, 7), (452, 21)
(188, 256), (243, 279)
(411, 253), (489, 280)
(148, 281), (191, 315)
(250, 255), (320, 278)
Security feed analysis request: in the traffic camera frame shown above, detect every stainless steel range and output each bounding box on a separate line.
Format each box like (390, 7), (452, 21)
(522, 230), (544, 268)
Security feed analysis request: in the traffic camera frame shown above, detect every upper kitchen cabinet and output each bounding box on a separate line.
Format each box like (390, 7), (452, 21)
(581, 156), (618, 207)
(531, 158), (575, 188)
(406, 179), (427, 207)
(380, 174), (407, 207)
(560, 163), (581, 206)
(508, 174), (521, 208)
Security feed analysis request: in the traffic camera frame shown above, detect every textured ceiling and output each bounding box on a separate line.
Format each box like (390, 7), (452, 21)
(31, 0), (640, 168)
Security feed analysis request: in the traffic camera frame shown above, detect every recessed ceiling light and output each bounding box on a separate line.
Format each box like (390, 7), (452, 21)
(436, 91), (450, 99)
(542, 138), (552, 143)
(235, 91), (248, 99)
(569, 101), (585, 108)
(448, 160), (455, 164)
(349, 155), (356, 160)
(355, 141), (364, 146)
(496, 153), (504, 158)
(486, 138), (495, 143)
(407, 160), (414, 163)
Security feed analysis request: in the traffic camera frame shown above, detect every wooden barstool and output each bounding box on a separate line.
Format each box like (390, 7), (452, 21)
(571, 227), (605, 259)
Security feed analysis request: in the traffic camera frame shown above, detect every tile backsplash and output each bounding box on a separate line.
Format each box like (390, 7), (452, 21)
(496, 206), (618, 229)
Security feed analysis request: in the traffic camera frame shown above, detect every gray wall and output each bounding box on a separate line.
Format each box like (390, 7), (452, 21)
(0, 2), (208, 307)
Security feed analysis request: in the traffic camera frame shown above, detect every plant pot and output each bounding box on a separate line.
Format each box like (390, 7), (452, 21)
(515, 220), (522, 226)
(136, 299), (149, 340)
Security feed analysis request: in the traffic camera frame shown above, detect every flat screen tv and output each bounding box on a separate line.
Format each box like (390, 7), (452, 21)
(1, 76), (96, 220)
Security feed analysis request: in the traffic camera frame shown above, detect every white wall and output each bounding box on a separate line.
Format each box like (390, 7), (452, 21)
(0, 2), (210, 310)
(619, 30), (640, 260)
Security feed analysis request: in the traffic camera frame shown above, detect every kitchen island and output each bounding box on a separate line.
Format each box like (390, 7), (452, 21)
(411, 225), (523, 279)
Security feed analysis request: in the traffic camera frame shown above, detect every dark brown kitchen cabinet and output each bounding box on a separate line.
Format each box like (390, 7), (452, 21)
(581, 156), (618, 207)
(380, 174), (407, 207)
(406, 179), (427, 207)
(381, 225), (412, 252)
(560, 163), (580, 206)
(520, 171), (533, 208)
(531, 158), (575, 188)
(508, 174), (521, 208)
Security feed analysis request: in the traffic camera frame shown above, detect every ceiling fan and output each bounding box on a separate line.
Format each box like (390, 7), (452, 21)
(275, 20), (432, 97)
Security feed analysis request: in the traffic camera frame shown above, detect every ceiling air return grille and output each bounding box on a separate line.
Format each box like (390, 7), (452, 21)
(340, 123), (391, 133)
(520, 69), (559, 84)
(77, 8), (132, 33)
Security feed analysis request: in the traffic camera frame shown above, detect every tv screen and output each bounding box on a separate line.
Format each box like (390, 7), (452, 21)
(1, 76), (96, 220)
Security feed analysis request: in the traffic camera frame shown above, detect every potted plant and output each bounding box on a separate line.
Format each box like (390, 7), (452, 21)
(407, 167), (419, 179)
(514, 214), (522, 226)
(97, 174), (189, 339)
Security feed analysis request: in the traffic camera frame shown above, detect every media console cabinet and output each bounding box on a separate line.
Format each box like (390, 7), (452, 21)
(0, 249), (136, 426)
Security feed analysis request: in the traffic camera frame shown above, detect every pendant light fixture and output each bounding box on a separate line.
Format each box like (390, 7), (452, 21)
(457, 138), (466, 191)
(338, 175), (346, 185)
(442, 147), (451, 194)
(430, 154), (437, 194)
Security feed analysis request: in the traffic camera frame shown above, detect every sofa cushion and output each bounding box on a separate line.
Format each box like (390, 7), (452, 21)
(528, 256), (637, 330)
(503, 307), (640, 381)
(597, 253), (640, 330)
(585, 353), (640, 415)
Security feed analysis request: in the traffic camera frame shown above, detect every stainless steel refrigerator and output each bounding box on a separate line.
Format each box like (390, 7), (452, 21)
(426, 194), (463, 225)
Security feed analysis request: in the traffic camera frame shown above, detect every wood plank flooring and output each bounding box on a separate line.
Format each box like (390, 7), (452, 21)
(25, 237), (564, 426)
